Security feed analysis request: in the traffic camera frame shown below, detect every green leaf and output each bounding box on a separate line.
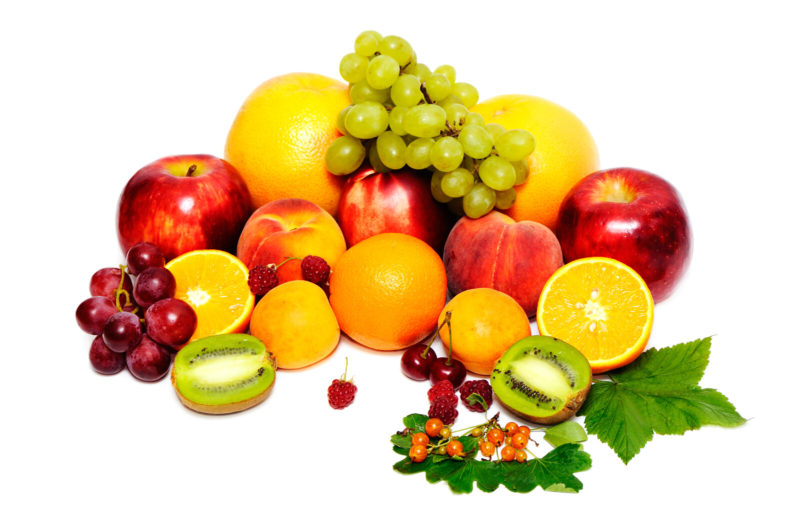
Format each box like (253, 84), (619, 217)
(402, 413), (429, 432)
(580, 337), (746, 464)
(466, 392), (489, 411)
(544, 421), (588, 448)
(392, 440), (591, 493)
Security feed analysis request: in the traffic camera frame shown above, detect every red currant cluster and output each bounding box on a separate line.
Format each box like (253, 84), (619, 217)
(75, 242), (197, 381)
(248, 255), (331, 296)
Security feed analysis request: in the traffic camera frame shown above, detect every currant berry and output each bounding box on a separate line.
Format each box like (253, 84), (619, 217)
(515, 449), (527, 463)
(479, 440), (495, 458)
(487, 428), (505, 446)
(409, 444), (428, 463)
(446, 440), (464, 457)
(439, 427), (452, 439)
(411, 432), (430, 447)
(517, 425), (531, 439)
(511, 432), (528, 450)
(425, 418), (443, 437)
(500, 445), (516, 462)
(504, 422), (519, 436)
(470, 427), (483, 438)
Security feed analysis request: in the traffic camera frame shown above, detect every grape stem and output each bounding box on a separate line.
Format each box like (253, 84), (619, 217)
(113, 264), (139, 315)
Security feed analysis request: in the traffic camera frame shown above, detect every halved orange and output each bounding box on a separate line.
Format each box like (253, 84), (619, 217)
(536, 257), (654, 373)
(166, 250), (255, 342)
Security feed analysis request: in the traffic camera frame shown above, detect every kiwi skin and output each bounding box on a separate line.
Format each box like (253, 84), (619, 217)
(491, 335), (592, 425)
(171, 334), (277, 415)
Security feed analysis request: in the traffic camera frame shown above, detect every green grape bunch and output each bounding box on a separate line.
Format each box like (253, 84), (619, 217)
(325, 31), (535, 219)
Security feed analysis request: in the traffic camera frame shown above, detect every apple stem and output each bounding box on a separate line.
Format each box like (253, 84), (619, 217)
(186, 164), (197, 177)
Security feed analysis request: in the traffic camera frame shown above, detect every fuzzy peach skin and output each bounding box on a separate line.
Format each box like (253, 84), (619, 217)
(237, 198), (346, 284)
(443, 211), (563, 317)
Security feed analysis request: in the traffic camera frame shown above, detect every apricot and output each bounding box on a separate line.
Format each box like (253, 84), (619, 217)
(443, 211), (563, 317)
(249, 280), (340, 369)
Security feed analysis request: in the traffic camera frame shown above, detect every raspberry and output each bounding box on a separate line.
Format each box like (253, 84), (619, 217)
(428, 397), (458, 425)
(248, 265), (278, 296)
(327, 357), (356, 409)
(459, 379), (493, 412)
(301, 255), (331, 286)
(427, 380), (456, 405)
(327, 379), (357, 409)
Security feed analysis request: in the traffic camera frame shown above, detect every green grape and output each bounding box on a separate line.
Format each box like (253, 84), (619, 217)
(424, 73), (451, 102)
(478, 155), (516, 191)
(378, 35), (414, 67)
(339, 53), (368, 83)
(345, 101), (389, 139)
(511, 159), (529, 185)
(434, 65), (456, 84)
(403, 62), (431, 82)
(464, 112), (485, 127)
(350, 81), (390, 103)
(461, 155), (476, 171)
(458, 124), (493, 159)
(367, 141), (390, 173)
(405, 138), (435, 169)
(390, 74), (423, 107)
(366, 55), (400, 90)
(388, 106), (408, 135)
(495, 187), (517, 210)
(336, 105), (352, 135)
(463, 183), (496, 218)
(452, 82), (479, 108)
(430, 137), (464, 172)
(440, 168), (474, 198)
(430, 171), (452, 203)
(443, 102), (468, 128)
(484, 123), (506, 143)
(403, 104), (446, 138)
(436, 94), (463, 107)
(325, 136), (366, 176)
(376, 131), (406, 170)
(495, 129), (536, 161)
(354, 31), (382, 56)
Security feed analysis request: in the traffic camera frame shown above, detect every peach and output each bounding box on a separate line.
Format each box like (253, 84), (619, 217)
(237, 198), (346, 284)
(443, 211), (563, 317)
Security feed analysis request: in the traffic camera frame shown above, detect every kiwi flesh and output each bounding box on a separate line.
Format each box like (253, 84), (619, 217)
(491, 336), (591, 425)
(171, 334), (276, 414)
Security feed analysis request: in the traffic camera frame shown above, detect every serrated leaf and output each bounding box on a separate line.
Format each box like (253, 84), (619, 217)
(580, 337), (746, 464)
(544, 421), (588, 448)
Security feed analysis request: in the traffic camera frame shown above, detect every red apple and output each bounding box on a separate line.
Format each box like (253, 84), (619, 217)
(117, 154), (252, 260)
(555, 167), (691, 302)
(337, 166), (454, 252)
(443, 211), (563, 317)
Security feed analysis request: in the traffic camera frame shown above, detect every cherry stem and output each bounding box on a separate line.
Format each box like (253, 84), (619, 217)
(419, 312), (452, 360)
(186, 164), (197, 177)
(446, 310), (453, 365)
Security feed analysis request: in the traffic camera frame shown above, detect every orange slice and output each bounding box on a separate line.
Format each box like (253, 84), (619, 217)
(536, 257), (654, 373)
(166, 250), (255, 342)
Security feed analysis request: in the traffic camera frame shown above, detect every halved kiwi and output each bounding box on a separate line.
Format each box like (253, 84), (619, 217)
(171, 334), (276, 414)
(491, 336), (591, 425)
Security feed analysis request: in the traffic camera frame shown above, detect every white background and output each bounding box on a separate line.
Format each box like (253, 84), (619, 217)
(1, 1), (796, 530)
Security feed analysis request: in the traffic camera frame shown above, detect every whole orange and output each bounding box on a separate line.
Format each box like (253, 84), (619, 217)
(438, 288), (531, 375)
(225, 73), (350, 215)
(329, 233), (447, 351)
(249, 280), (340, 370)
(471, 95), (600, 230)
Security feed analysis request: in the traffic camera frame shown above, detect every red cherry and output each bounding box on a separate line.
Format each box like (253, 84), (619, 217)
(429, 357), (466, 390)
(400, 343), (438, 380)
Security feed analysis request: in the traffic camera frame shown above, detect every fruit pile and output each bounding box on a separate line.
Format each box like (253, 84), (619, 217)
(77, 29), (744, 493)
(326, 32), (535, 219)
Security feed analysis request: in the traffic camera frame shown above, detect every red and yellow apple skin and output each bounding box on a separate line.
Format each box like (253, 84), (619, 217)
(117, 155), (252, 261)
(337, 166), (454, 252)
(555, 167), (692, 303)
(443, 211), (563, 318)
(237, 198), (346, 284)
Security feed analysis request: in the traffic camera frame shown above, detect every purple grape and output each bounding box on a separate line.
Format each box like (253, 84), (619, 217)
(126, 335), (172, 381)
(102, 312), (142, 353)
(145, 298), (197, 348)
(76, 296), (117, 335)
(90, 267), (132, 301)
(132, 267), (176, 309)
(126, 242), (165, 276)
(89, 335), (126, 374)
